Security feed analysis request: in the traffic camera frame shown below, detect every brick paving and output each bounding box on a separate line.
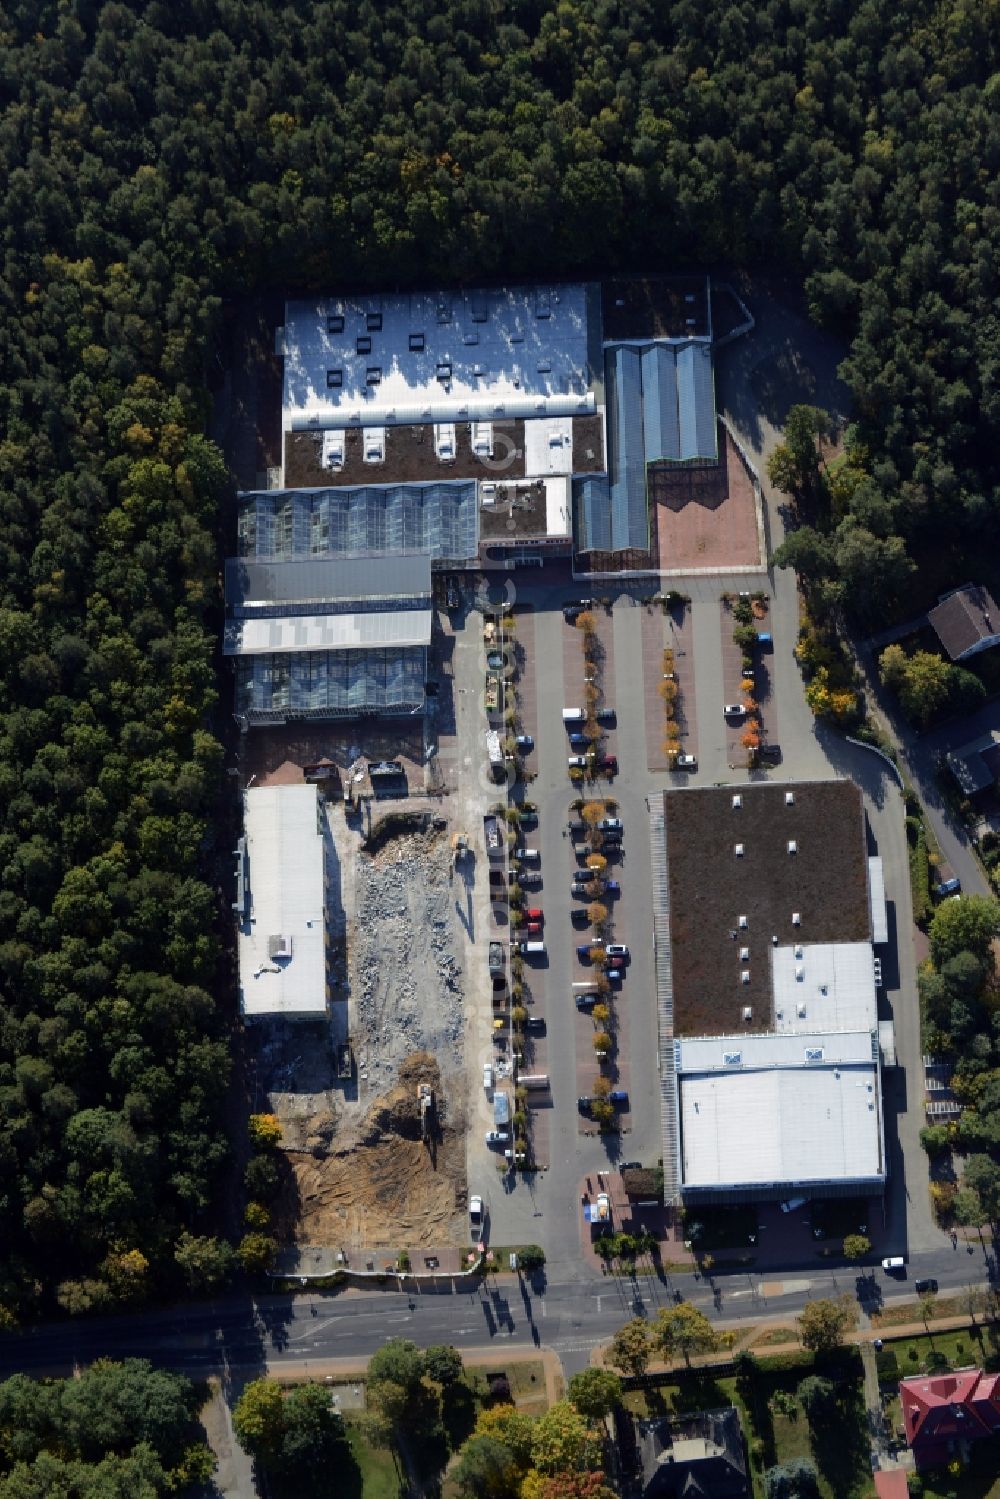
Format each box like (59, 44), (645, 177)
(654, 424), (761, 572)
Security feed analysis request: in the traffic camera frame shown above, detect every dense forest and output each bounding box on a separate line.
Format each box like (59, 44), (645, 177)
(0, 0), (997, 1315)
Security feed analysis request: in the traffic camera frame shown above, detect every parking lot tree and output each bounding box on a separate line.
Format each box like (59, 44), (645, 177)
(592, 1031), (612, 1056)
(567, 1368), (622, 1421)
(592, 1077), (611, 1100)
(575, 613), (597, 636)
(586, 854), (607, 873)
(653, 1302), (717, 1367)
(592, 1003), (611, 1028)
(842, 1234), (871, 1261)
(796, 1295), (857, 1354)
(582, 804), (606, 828)
(587, 902), (608, 928)
(607, 1319), (652, 1378)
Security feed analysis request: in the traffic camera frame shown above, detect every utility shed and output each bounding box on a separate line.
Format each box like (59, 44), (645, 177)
(237, 784), (328, 1021)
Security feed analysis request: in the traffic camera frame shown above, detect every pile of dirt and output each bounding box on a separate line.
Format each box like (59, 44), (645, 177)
(279, 1051), (468, 1249)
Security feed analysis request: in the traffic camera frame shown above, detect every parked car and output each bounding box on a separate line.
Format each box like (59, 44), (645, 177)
(515, 734), (534, 751)
(595, 706), (616, 724)
(620, 1160), (642, 1171)
(914, 1278), (938, 1294)
(674, 753), (697, 770)
(724, 703), (746, 718)
(516, 869), (541, 886)
(570, 884), (593, 899)
(604, 879), (621, 895)
(568, 733), (589, 749)
(520, 809), (538, 827)
(599, 817), (623, 832)
(577, 942), (599, 961)
(469, 1194), (484, 1228)
(780, 1197), (807, 1213)
(525, 1016), (545, 1032)
(606, 942), (630, 960)
(609, 1090), (629, 1107)
(483, 1064), (493, 1091)
(935, 876), (961, 897)
(599, 756), (618, 773)
(571, 908), (589, 926)
(577, 1096), (594, 1114)
(526, 922), (542, 935)
(606, 967), (623, 983)
(567, 755), (588, 769)
(575, 993), (598, 1009)
(485, 1130), (508, 1147)
(519, 848), (540, 863)
(759, 743), (782, 764)
(525, 908), (543, 922)
(568, 819), (586, 837)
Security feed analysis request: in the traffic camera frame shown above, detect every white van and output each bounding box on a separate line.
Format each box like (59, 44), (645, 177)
(517, 940), (546, 956)
(562, 707), (585, 722)
(882, 1256), (905, 1273)
(520, 849), (540, 863)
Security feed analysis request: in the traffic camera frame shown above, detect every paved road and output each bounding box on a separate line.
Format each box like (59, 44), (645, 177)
(1, 1236), (992, 1383)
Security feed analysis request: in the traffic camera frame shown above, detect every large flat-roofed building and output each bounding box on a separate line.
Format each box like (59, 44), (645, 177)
(235, 785), (328, 1020)
(653, 781), (887, 1203)
(676, 1030), (884, 1200)
(664, 781), (870, 1036)
(224, 552), (431, 724)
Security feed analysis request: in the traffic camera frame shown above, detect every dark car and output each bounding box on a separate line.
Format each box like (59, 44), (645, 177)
(599, 756), (618, 774)
(577, 942), (599, 961)
(604, 879), (621, 895)
(620, 1160), (641, 1171)
(568, 733), (589, 749)
(914, 1278), (938, 1295)
(568, 819), (586, 837)
(609, 1090), (629, 1107)
(759, 743), (782, 764)
(577, 1096), (593, 1114)
(595, 706), (616, 724)
(571, 908), (589, 926)
(525, 1016), (545, 1032)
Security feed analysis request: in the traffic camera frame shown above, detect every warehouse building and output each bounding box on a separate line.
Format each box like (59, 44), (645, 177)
(652, 781), (889, 1203)
(234, 784), (329, 1021)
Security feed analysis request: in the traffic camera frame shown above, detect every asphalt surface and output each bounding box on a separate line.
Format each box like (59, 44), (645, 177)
(1, 1237), (993, 1383)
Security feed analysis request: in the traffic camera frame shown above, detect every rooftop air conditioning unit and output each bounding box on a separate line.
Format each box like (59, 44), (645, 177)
(267, 934), (294, 960)
(738, 914), (748, 929)
(795, 945), (803, 959)
(785, 792), (795, 805)
(741, 970), (750, 985)
(740, 947), (749, 961)
(797, 1002), (806, 1018)
(795, 965), (804, 980)
(742, 1006), (752, 1022)
(734, 843), (744, 857)
(732, 794), (742, 809)
(787, 840), (797, 854)
(792, 912), (801, 927)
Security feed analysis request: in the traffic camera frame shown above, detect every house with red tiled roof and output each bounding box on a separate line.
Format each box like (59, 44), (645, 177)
(900, 1367), (1000, 1468)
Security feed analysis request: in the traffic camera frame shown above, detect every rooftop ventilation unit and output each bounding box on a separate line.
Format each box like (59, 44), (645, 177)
(819, 983), (829, 995)
(356, 335), (372, 355)
(327, 313), (345, 334)
(741, 970), (750, 984)
(795, 945), (803, 959)
(797, 1002), (807, 1018)
(742, 1006), (753, 1022)
(785, 791), (795, 805)
(734, 843), (744, 857)
(732, 794), (742, 809)
(267, 934), (294, 961)
(771, 933), (778, 945)
(366, 311), (382, 332)
(795, 965), (804, 980)
(738, 914), (748, 929)
(739, 946), (749, 961)
(788, 840), (798, 854)
(409, 331), (425, 351)
(792, 912), (801, 926)
(805, 1047), (824, 1062)
(723, 1051), (742, 1066)
(327, 368), (342, 388)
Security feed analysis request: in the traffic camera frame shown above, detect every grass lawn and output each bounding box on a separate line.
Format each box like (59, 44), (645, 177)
(875, 1323), (999, 1384)
(343, 1419), (402, 1499)
(750, 1326), (801, 1349)
(501, 1358), (550, 1413)
(871, 1295), (962, 1328)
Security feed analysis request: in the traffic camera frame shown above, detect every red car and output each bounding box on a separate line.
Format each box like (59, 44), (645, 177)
(525, 908), (544, 922)
(526, 922), (543, 935)
(600, 756), (618, 774)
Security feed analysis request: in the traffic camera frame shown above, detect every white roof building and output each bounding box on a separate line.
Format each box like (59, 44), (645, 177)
(677, 1030), (884, 1196)
(236, 785), (328, 1020)
(281, 284), (595, 434)
(771, 941), (877, 1034)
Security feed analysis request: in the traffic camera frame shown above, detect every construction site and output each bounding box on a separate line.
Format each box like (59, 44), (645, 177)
(250, 806), (478, 1252)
